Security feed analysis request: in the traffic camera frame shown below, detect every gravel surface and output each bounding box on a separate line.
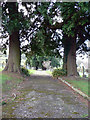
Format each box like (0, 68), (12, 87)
(3, 70), (88, 118)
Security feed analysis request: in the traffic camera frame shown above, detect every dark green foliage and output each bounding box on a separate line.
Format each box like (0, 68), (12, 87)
(50, 57), (60, 68)
(21, 67), (30, 76)
(2, 101), (7, 105)
(1, 2), (89, 75)
(2, 2), (89, 55)
(59, 2), (90, 37)
(0, 100), (7, 106)
(2, 2), (30, 34)
(26, 55), (61, 69)
(52, 69), (66, 78)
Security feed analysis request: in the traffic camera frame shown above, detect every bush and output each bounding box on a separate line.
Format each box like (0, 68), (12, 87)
(52, 69), (66, 78)
(21, 67), (30, 76)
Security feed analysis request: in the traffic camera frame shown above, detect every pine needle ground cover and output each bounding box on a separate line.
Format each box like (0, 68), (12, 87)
(65, 79), (89, 96)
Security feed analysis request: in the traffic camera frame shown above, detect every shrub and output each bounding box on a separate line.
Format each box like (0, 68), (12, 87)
(2, 101), (7, 105)
(52, 68), (66, 78)
(21, 67), (30, 76)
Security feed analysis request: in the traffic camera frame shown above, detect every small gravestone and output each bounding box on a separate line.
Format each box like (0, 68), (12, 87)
(42, 61), (51, 70)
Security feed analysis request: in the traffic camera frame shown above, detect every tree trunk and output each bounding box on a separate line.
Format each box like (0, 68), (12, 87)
(63, 34), (70, 72)
(63, 35), (78, 76)
(63, 45), (68, 71)
(3, 3), (21, 73)
(4, 31), (21, 73)
(67, 37), (78, 76)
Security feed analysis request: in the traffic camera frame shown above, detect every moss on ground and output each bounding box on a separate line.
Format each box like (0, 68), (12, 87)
(2, 87), (32, 118)
(44, 112), (52, 117)
(3, 101), (18, 118)
(61, 96), (79, 105)
(28, 106), (33, 109)
(72, 112), (79, 114)
(2, 86), (65, 118)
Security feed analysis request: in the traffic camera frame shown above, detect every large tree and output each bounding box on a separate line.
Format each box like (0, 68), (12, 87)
(60, 2), (89, 76)
(2, 2), (31, 73)
(40, 2), (89, 76)
(1, 2), (89, 76)
(1, 2), (61, 73)
(3, 3), (20, 72)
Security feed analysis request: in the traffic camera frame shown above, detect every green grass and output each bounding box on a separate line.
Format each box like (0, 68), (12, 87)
(0, 73), (23, 92)
(0, 74), (12, 84)
(46, 70), (52, 75)
(28, 69), (36, 74)
(66, 79), (89, 95)
(0, 69), (35, 85)
(0, 68), (3, 72)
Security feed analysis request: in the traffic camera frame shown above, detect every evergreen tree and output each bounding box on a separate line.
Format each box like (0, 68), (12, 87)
(1, 2), (89, 76)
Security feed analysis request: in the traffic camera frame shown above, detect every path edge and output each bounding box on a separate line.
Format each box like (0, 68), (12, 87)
(58, 77), (90, 101)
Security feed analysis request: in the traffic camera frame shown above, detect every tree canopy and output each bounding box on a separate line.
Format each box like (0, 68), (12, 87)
(1, 2), (90, 75)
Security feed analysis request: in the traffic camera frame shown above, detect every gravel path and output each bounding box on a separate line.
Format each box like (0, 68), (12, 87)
(6, 71), (89, 118)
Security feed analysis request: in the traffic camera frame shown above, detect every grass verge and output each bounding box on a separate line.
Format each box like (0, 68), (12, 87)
(0, 68), (3, 72)
(0, 72), (24, 93)
(28, 69), (36, 74)
(46, 70), (52, 75)
(65, 79), (89, 95)
(0, 74), (12, 84)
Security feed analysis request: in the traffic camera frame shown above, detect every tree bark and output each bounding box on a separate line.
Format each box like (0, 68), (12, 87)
(67, 37), (78, 76)
(4, 31), (21, 73)
(63, 34), (70, 72)
(63, 35), (78, 76)
(3, 3), (21, 73)
(63, 49), (67, 71)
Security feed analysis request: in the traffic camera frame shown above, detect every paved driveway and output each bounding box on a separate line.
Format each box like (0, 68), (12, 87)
(5, 71), (89, 118)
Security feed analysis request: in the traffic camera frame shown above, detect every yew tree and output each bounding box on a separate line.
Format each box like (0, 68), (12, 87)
(40, 2), (89, 76)
(1, 2), (61, 73)
(1, 3), (20, 72)
(1, 2), (32, 73)
(1, 2), (89, 76)
(60, 2), (89, 76)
